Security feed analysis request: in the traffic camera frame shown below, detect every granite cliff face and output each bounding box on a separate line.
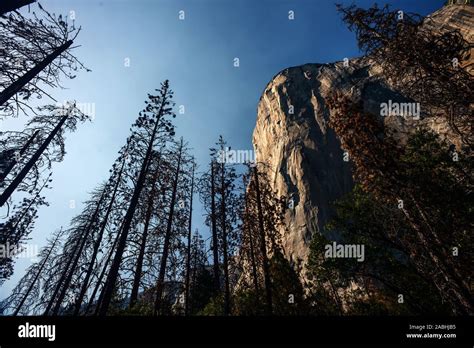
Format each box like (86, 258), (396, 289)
(252, 4), (473, 270)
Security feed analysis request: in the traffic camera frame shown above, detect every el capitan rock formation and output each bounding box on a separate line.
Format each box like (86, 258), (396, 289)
(252, 4), (473, 271)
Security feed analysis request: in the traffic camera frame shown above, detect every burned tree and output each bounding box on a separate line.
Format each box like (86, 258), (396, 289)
(238, 163), (286, 315)
(0, 103), (89, 281)
(72, 147), (130, 315)
(97, 81), (177, 315)
(198, 136), (240, 315)
(0, 0), (35, 16)
(0, 3), (89, 118)
(0, 228), (65, 315)
(186, 230), (213, 315)
(184, 160), (196, 316)
(43, 186), (109, 315)
(337, 3), (474, 149)
(0, 173), (51, 283)
(153, 138), (194, 316)
(125, 147), (183, 312)
(0, 104), (89, 207)
(198, 160), (221, 295)
(327, 94), (473, 314)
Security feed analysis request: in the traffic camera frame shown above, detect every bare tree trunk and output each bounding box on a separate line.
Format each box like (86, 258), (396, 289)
(73, 156), (127, 315)
(400, 202), (474, 314)
(184, 161), (195, 316)
(210, 162), (220, 293)
(190, 234), (199, 314)
(43, 239), (79, 315)
(0, 116), (67, 207)
(153, 140), (183, 316)
(244, 194), (260, 304)
(49, 190), (107, 315)
(129, 156), (161, 308)
(0, 130), (39, 182)
(0, 0), (35, 16)
(0, 40), (73, 106)
(98, 86), (168, 316)
(88, 224), (123, 315)
(8, 172), (49, 239)
(254, 166), (273, 315)
(13, 228), (62, 316)
(220, 162), (231, 316)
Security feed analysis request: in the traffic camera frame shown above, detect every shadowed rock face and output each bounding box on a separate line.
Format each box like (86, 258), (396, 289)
(252, 4), (473, 270)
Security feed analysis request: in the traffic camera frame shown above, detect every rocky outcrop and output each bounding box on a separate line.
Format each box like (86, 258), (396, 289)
(252, 4), (473, 270)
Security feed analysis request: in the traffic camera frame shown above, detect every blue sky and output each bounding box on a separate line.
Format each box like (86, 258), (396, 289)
(0, 0), (444, 296)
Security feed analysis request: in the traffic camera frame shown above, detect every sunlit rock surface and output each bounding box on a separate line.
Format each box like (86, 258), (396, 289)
(252, 4), (473, 271)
